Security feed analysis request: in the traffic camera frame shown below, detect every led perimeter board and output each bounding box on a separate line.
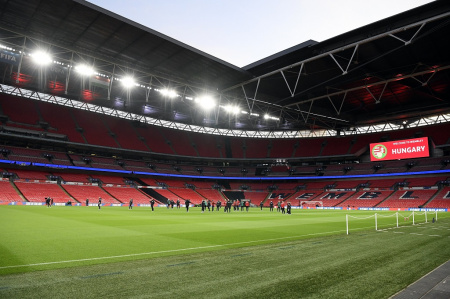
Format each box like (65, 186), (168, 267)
(370, 137), (430, 162)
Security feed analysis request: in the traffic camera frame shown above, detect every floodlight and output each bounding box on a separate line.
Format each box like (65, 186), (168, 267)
(224, 105), (240, 114)
(121, 76), (136, 88)
(31, 50), (52, 66)
(264, 114), (279, 121)
(75, 64), (95, 76)
(160, 89), (178, 98)
(195, 95), (216, 110)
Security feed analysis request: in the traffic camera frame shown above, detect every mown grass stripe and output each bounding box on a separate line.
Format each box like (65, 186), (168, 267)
(80, 271), (123, 279)
(0, 229), (346, 270)
(167, 261), (195, 267)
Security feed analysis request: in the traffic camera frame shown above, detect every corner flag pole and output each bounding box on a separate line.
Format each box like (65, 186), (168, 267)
(396, 212), (398, 228)
(346, 214), (349, 235)
(375, 213), (378, 231)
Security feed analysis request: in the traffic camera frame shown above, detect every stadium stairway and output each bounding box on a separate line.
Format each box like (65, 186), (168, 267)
(259, 193), (271, 206)
(10, 181), (26, 202)
(423, 188), (445, 207)
(100, 186), (122, 203)
(140, 188), (169, 205)
(58, 184), (78, 203)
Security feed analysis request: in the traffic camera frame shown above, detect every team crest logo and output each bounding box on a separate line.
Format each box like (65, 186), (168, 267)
(372, 144), (387, 159)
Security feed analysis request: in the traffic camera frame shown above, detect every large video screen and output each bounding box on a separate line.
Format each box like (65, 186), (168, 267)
(370, 137), (429, 162)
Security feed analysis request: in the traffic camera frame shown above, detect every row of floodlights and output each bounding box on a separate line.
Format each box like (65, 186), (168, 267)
(27, 50), (279, 120)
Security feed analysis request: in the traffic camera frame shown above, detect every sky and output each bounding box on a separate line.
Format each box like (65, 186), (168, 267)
(87, 0), (433, 67)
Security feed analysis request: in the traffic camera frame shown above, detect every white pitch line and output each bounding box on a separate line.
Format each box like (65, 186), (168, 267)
(0, 229), (346, 270)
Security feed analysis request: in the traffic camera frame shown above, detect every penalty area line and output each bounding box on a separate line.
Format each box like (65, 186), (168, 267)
(0, 229), (346, 270)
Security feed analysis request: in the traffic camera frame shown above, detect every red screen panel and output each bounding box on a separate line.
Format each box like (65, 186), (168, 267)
(370, 137), (429, 162)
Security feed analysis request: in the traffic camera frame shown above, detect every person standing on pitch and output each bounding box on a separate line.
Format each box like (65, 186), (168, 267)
(269, 201), (274, 212)
(277, 201), (281, 212)
(207, 200), (211, 212)
(98, 197), (102, 210)
(176, 198), (180, 209)
(260, 201), (264, 210)
(245, 200), (250, 212)
(86, 198), (89, 207)
(227, 200), (232, 213)
(201, 200), (206, 213)
(211, 200), (215, 212)
(217, 200), (221, 211)
(287, 202), (291, 214)
(129, 198), (133, 210)
(150, 198), (155, 211)
(224, 199), (228, 213)
(281, 201), (285, 214)
(185, 199), (191, 212)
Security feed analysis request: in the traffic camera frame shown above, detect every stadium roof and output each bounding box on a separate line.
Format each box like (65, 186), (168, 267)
(0, 0), (449, 134)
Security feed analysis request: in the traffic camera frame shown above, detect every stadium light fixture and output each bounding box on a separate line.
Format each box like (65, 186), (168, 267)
(160, 88), (178, 98)
(121, 76), (136, 88)
(75, 64), (95, 76)
(31, 50), (52, 66)
(195, 95), (216, 110)
(264, 114), (279, 121)
(223, 105), (240, 114)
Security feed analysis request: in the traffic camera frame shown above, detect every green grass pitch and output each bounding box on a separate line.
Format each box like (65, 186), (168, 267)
(1, 205), (449, 298)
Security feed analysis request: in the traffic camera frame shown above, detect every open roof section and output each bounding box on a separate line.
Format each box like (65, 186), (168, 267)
(0, 0), (449, 133)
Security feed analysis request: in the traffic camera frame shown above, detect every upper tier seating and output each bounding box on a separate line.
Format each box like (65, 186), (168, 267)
(294, 139), (323, 157)
(103, 117), (148, 151)
(134, 125), (173, 154)
(71, 109), (118, 148)
(3, 94), (450, 159)
(163, 129), (197, 157)
(349, 132), (384, 154)
(229, 138), (244, 159)
(0, 94), (40, 126)
(244, 139), (270, 159)
(269, 139), (297, 158)
(190, 133), (222, 158)
(37, 101), (85, 143)
(321, 136), (353, 156)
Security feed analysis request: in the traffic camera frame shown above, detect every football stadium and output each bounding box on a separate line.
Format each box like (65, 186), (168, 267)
(0, 1), (450, 298)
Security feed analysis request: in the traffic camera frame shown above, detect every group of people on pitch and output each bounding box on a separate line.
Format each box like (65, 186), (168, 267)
(268, 200), (292, 214)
